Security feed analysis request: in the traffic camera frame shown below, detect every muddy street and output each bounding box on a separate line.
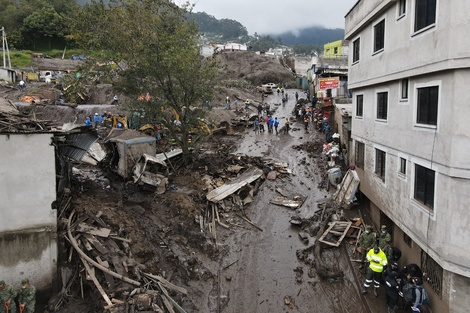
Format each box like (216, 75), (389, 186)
(214, 89), (371, 313)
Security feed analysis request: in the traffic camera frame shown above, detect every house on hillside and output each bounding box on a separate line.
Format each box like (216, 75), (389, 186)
(323, 40), (349, 59)
(345, 1), (470, 312)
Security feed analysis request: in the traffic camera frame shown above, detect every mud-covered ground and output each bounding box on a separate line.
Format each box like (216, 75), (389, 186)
(50, 90), (392, 313)
(1, 54), (394, 313)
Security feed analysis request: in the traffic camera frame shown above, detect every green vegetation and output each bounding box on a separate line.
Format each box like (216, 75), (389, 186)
(71, 0), (219, 162)
(1, 50), (32, 67)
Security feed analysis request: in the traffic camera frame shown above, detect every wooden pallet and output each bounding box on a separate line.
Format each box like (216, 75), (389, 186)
(318, 221), (353, 247)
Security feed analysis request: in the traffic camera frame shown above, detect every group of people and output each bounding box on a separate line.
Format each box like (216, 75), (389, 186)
(0, 279), (35, 313)
(253, 115), (282, 134)
(359, 225), (429, 313)
(85, 112), (113, 128)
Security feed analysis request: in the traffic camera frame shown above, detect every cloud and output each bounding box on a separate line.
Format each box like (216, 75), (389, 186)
(184, 0), (357, 35)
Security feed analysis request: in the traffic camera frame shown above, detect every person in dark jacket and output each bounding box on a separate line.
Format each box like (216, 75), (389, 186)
(385, 271), (400, 313)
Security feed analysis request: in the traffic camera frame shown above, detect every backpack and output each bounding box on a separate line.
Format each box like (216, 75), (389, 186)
(419, 286), (429, 305)
(392, 246), (402, 261)
(403, 283), (414, 302)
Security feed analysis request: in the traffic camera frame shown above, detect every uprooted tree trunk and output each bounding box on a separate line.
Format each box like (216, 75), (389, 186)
(313, 212), (344, 280)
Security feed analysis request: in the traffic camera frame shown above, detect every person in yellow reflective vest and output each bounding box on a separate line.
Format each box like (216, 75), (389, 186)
(362, 245), (388, 297)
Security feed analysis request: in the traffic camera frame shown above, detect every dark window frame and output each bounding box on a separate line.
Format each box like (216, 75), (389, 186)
(374, 19), (385, 53)
(355, 141), (365, 169)
(353, 38), (360, 63)
(415, 0), (437, 32)
(414, 164), (435, 210)
(417, 86), (438, 125)
(401, 78), (409, 100)
(399, 157), (407, 175)
(377, 92), (388, 120)
(375, 149), (386, 181)
(399, 0), (406, 16)
(356, 94), (364, 117)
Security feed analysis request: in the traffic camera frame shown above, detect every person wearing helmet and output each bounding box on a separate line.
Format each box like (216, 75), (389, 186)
(358, 225), (375, 270)
(93, 112), (99, 128)
(362, 245), (388, 297)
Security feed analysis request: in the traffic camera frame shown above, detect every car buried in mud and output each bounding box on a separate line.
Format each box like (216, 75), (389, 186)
(256, 85), (273, 94)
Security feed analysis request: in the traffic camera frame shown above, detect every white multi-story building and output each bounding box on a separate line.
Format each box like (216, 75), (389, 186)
(345, 1), (470, 312)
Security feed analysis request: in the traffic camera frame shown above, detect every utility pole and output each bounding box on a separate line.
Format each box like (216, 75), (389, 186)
(1, 27), (11, 69)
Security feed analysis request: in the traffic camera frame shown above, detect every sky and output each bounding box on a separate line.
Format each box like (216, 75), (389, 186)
(180, 0), (358, 35)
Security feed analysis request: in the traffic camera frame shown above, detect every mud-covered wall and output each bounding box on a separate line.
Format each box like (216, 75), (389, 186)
(0, 229), (57, 292)
(0, 133), (57, 295)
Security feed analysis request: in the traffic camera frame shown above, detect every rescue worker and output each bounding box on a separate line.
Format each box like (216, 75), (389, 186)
(85, 116), (92, 127)
(244, 99), (250, 111)
(274, 117), (279, 135)
(18, 278), (35, 313)
(379, 225), (392, 250)
(93, 113), (99, 128)
(358, 225), (375, 270)
(0, 280), (17, 313)
(362, 245), (388, 297)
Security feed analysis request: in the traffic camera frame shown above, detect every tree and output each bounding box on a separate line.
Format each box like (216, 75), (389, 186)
(21, 5), (66, 49)
(72, 0), (219, 162)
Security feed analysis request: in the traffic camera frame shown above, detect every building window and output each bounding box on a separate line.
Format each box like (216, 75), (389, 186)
(377, 92), (388, 120)
(355, 141), (365, 169)
(403, 232), (412, 247)
(417, 86), (438, 125)
(356, 95), (363, 117)
(414, 164), (435, 209)
(415, 0), (436, 32)
(375, 149), (386, 181)
(421, 250), (443, 296)
(399, 157), (406, 175)
(399, 0), (406, 16)
(401, 79), (409, 100)
(374, 19), (385, 52)
(353, 38), (360, 63)
(334, 47), (338, 55)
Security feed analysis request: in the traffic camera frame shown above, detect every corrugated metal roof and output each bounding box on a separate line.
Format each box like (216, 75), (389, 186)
(60, 132), (99, 161)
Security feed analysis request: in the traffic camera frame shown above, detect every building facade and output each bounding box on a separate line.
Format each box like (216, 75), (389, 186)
(0, 133), (58, 297)
(345, 0), (470, 312)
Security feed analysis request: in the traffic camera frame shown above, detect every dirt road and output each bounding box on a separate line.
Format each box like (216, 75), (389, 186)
(213, 89), (380, 313)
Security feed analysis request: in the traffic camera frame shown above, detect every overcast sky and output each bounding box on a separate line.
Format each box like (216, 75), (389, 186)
(182, 0), (358, 35)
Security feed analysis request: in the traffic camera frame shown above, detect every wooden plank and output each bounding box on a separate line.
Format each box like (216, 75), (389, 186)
(318, 221), (353, 247)
(96, 256), (115, 289)
(80, 257), (113, 306)
(206, 168), (263, 202)
(80, 237), (93, 251)
(333, 221), (352, 247)
(84, 234), (109, 255)
(76, 223), (111, 238)
(142, 272), (188, 295)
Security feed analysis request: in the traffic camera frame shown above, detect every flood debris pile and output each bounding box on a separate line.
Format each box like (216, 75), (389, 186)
(201, 155), (295, 243)
(0, 111), (60, 132)
(57, 202), (190, 313)
(293, 204), (366, 281)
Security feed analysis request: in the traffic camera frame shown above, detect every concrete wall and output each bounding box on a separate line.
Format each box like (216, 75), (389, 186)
(0, 133), (57, 293)
(346, 0), (470, 311)
(346, 1), (470, 89)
